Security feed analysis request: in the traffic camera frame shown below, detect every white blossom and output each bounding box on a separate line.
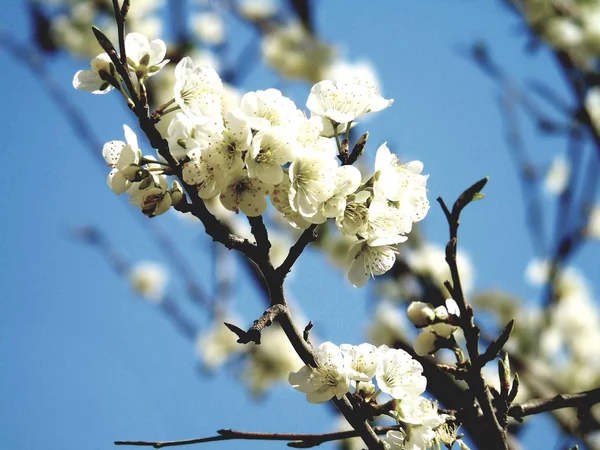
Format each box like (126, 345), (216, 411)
(166, 112), (202, 161)
(196, 319), (243, 370)
(243, 326), (303, 396)
(374, 143), (429, 222)
(376, 345), (426, 399)
(125, 32), (168, 80)
(102, 125), (141, 194)
(347, 237), (405, 288)
(585, 204), (600, 239)
(324, 60), (382, 91)
(288, 341), (350, 403)
(181, 148), (226, 199)
(262, 22), (334, 82)
(128, 261), (168, 302)
(295, 115), (337, 157)
(72, 53), (115, 94)
(128, 173), (173, 217)
(408, 243), (474, 296)
(397, 396), (449, 428)
(365, 197), (414, 238)
(246, 127), (298, 184)
(174, 57), (223, 120)
(340, 343), (380, 382)
(288, 155), (338, 218)
(544, 153), (570, 195)
(321, 166), (361, 218)
(542, 17), (583, 51)
(383, 418), (447, 450)
(306, 77), (393, 126)
(239, 0), (278, 21)
(238, 88), (304, 131)
(193, 112), (252, 174)
(220, 170), (272, 216)
(192, 12), (224, 45)
(335, 192), (370, 236)
(271, 173), (312, 229)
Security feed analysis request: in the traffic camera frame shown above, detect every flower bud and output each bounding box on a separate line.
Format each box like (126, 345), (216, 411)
(407, 301), (436, 327)
(434, 305), (449, 321)
(430, 322), (456, 339)
(414, 330), (438, 356)
(445, 298), (460, 317)
(356, 381), (376, 397)
(170, 180), (184, 206)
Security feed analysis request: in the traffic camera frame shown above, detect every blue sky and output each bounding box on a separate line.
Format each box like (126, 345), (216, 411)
(0, 1), (596, 449)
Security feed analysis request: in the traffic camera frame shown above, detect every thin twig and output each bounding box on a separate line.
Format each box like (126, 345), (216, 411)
(224, 304), (286, 344)
(72, 226), (198, 340)
(115, 425), (397, 448)
(509, 387), (600, 420)
(438, 178), (508, 450)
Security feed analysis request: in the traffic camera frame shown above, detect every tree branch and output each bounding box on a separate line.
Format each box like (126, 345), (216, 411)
(115, 425), (397, 448)
(438, 178), (508, 450)
(276, 224), (318, 279)
(509, 387), (600, 420)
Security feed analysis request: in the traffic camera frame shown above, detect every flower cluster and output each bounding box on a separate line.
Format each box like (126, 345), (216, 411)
(43, 0), (162, 58)
(262, 21), (335, 83)
(407, 299), (461, 356)
(100, 124), (182, 217)
(74, 32), (430, 286)
(289, 342), (453, 449)
(521, 0), (600, 69)
(73, 32), (168, 94)
(520, 263), (600, 391)
(289, 342), (426, 403)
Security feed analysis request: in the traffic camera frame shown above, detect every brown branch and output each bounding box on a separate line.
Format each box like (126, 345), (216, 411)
(276, 224), (318, 278)
(115, 425), (397, 448)
(112, 0), (128, 68)
(438, 177), (508, 450)
(480, 320), (514, 366)
(346, 132), (369, 165)
(269, 286), (383, 449)
(174, 200), (258, 260)
(509, 387), (600, 420)
(224, 304), (286, 344)
(247, 215), (273, 272)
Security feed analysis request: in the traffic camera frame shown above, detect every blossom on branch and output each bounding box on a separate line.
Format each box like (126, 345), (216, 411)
(125, 32), (168, 82)
(288, 341), (351, 404)
(72, 53), (116, 94)
(174, 56), (223, 120)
